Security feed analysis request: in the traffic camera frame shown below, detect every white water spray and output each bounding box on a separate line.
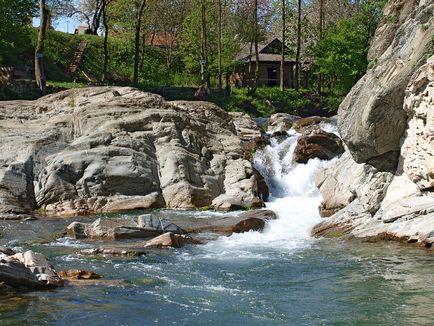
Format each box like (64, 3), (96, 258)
(200, 122), (338, 257)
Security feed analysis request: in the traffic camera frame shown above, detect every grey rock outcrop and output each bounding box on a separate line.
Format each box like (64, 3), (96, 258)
(230, 112), (264, 143)
(337, 0), (434, 165)
(66, 215), (184, 240)
(313, 0), (434, 246)
(0, 87), (266, 217)
(314, 56), (434, 246)
(0, 250), (63, 288)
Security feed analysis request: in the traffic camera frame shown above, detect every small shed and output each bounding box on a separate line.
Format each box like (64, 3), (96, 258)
(232, 38), (296, 88)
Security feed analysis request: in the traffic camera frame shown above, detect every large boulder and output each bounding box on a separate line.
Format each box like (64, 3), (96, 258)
(0, 250), (62, 288)
(66, 214), (184, 240)
(0, 87), (265, 217)
(337, 0), (434, 165)
(315, 152), (394, 217)
(211, 159), (265, 211)
(313, 57), (434, 246)
(293, 130), (344, 164)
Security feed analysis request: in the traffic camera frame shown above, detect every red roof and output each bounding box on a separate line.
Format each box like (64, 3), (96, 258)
(146, 31), (178, 47)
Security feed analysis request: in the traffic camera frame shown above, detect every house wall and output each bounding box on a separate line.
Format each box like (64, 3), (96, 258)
(232, 62), (295, 88)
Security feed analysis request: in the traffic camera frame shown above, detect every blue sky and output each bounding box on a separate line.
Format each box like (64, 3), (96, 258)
(33, 16), (81, 34)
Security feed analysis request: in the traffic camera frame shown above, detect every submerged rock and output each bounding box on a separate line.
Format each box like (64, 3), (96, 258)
(59, 270), (102, 280)
(144, 232), (201, 248)
(80, 247), (147, 257)
(66, 214), (184, 240)
(0, 250), (63, 289)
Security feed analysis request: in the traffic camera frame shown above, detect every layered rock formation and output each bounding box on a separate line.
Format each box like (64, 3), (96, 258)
(66, 215), (185, 240)
(0, 249), (63, 288)
(313, 0), (434, 246)
(0, 87), (266, 217)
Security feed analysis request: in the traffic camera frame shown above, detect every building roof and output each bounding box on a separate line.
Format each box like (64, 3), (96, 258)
(236, 37), (295, 63)
(145, 31), (178, 47)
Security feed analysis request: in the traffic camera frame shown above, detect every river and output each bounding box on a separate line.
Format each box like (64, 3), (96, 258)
(1, 124), (434, 325)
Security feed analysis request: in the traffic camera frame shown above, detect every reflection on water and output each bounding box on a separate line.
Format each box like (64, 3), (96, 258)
(2, 227), (434, 325)
(2, 119), (434, 325)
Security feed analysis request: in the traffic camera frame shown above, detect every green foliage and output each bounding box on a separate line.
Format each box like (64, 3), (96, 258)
(315, 17), (369, 93)
(178, 1), (239, 84)
(314, 0), (386, 94)
(209, 87), (331, 118)
(0, 85), (20, 100)
(0, 0), (36, 65)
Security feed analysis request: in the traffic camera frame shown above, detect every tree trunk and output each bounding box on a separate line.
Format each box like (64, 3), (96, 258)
(35, 0), (47, 94)
(248, 0), (259, 96)
(317, 0), (324, 93)
(101, 0), (109, 83)
(139, 31), (148, 72)
(133, 0), (146, 88)
(91, 0), (104, 35)
(198, 0), (209, 94)
(217, 0), (223, 93)
(295, 0), (301, 91)
(280, 0), (285, 92)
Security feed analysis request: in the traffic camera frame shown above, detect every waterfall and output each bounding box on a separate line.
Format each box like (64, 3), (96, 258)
(200, 122), (338, 257)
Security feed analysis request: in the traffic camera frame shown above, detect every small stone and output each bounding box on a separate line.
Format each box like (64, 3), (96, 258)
(144, 232), (201, 248)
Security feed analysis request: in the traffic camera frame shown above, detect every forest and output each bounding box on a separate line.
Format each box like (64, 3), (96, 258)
(1, 0), (386, 115)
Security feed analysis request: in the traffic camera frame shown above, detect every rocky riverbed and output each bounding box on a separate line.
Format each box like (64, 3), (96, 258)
(0, 2), (433, 323)
(312, 0), (434, 245)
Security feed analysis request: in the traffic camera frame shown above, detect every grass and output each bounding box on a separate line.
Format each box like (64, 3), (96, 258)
(0, 29), (344, 116)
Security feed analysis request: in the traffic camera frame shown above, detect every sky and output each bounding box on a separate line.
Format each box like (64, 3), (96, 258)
(33, 16), (81, 34)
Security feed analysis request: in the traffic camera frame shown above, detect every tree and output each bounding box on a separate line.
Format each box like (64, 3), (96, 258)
(199, 0), (209, 92)
(294, 0), (301, 91)
(317, 0), (324, 93)
(133, 0), (146, 87)
(178, 1), (238, 87)
(144, 0), (192, 73)
(65, 0), (104, 35)
(35, 0), (48, 94)
(0, 0), (35, 64)
(101, 0), (111, 82)
(217, 0), (223, 92)
(314, 0), (386, 93)
(280, 0), (286, 92)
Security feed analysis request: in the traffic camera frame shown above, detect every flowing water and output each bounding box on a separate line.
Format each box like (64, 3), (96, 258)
(2, 125), (434, 325)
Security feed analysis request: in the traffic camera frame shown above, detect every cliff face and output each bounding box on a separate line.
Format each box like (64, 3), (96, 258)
(0, 87), (265, 218)
(313, 0), (434, 246)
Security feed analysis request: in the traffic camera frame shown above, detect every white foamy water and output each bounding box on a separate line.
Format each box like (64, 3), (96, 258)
(197, 122), (338, 258)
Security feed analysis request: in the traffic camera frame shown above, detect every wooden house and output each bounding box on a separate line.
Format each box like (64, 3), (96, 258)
(232, 38), (296, 88)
